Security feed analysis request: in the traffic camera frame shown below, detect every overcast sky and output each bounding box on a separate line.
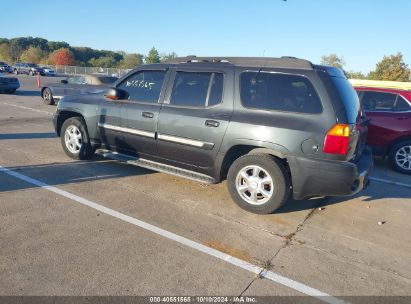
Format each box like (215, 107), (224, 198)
(1, 0), (410, 73)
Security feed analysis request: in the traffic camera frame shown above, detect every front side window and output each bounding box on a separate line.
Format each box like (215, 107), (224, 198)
(169, 71), (223, 107)
(117, 70), (166, 103)
(240, 72), (322, 113)
(362, 91), (396, 111)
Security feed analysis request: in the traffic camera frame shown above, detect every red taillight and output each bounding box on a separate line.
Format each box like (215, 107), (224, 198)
(323, 124), (350, 155)
(105, 94), (119, 100)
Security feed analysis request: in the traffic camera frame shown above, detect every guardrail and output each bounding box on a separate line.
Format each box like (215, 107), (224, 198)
(41, 65), (132, 78)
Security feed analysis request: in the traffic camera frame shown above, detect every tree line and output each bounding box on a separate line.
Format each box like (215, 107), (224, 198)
(0, 37), (410, 81)
(321, 53), (410, 82)
(0, 36), (176, 68)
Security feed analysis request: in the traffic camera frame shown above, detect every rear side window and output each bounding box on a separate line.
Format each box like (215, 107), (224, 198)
(170, 72), (223, 107)
(240, 72), (322, 113)
(362, 91), (396, 111)
(395, 96), (411, 111)
(118, 70), (166, 103)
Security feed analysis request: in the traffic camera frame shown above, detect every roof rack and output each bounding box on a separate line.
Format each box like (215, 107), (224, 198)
(164, 56), (313, 69)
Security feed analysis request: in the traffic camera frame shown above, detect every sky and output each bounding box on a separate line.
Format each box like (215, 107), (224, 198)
(0, 0), (410, 74)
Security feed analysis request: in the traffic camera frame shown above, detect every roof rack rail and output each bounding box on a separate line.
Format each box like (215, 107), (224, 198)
(164, 56), (313, 70)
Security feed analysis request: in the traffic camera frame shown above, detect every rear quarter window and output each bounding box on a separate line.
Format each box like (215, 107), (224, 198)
(240, 72), (322, 114)
(329, 77), (361, 123)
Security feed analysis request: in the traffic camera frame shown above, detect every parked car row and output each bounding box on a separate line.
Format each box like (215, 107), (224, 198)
(0, 61), (56, 76)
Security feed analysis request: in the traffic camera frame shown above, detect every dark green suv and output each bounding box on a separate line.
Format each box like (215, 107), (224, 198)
(53, 56), (372, 214)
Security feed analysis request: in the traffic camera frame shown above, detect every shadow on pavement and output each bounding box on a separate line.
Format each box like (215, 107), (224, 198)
(0, 156), (154, 193)
(276, 180), (411, 214)
(0, 132), (56, 140)
(15, 90), (40, 96)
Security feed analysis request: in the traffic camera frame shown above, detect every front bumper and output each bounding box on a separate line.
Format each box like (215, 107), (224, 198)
(53, 113), (59, 135)
(289, 146), (373, 200)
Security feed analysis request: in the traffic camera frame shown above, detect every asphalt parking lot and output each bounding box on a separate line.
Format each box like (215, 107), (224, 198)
(1, 75), (411, 303)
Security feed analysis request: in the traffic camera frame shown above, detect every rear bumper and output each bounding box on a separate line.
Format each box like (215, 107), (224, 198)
(289, 147), (373, 200)
(0, 82), (20, 91)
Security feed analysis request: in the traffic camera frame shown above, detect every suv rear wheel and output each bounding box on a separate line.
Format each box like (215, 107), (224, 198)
(60, 117), (94, 160)
(227, 154), (290, 214)
(389, 140), (411, 174)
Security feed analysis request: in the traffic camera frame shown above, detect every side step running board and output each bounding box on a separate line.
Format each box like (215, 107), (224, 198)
(97, 149), (216, 184)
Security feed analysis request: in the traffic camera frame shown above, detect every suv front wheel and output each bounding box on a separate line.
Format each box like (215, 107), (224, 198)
(60, 117), (95, 160)
(227, 154), (290, 214)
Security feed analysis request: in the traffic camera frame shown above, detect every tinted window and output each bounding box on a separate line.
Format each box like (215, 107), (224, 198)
(330, 77), (361, 123)
(170, 72), (223, 107)
(118, 70), (166, 103)
(240, 72), (322, 113)
(395, 96), (411, 111)
(362, 91), (396, 111)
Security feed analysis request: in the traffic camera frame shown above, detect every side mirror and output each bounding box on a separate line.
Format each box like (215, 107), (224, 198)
(61, 79), (68, 84)
(104, 88), (129, 101)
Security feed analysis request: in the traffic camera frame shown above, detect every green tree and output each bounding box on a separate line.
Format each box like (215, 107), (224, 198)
(345, 71), (367, 79)
(118, 53), (143, 68)
(320, 54), (345, 70)
(160, 52), (178, 62)
(47, 41), (70, 52)
(20, 46), (43, 63)
(145, 47), (160, 64)
(0, 43), (12, 63)
(88, 56), (117, 68)
(368, 52), (410, 81)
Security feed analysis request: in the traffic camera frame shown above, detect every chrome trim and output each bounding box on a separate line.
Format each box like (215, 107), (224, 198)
(53, 95), (63, 100)
(158, 134), (214, 149)
(98, 122), (155, 138)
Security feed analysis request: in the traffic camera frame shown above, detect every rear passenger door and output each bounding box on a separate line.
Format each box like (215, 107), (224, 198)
(157, 68), (233, 168)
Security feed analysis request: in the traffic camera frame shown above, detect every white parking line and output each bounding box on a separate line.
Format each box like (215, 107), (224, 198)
(0, 102), (53, 115)
(369, 176), (411, 189)
(0, 165), (345, 304)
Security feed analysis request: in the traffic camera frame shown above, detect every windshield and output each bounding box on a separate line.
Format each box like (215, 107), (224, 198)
(27, 63), (38, 67)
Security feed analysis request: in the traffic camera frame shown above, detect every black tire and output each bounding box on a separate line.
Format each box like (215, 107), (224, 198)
(6, 89), (16, 94)
(227, 154), (290, 214)
(388, 140), (411, 174)
(60, 117), (94, 160)
(42, 88), (55, 105)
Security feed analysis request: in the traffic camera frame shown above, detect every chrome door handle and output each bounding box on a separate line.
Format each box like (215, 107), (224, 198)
(142, 112), (154, 118)
(205, 120), (220, 127)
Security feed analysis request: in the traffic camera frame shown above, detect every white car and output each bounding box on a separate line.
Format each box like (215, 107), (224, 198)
(42, 67), (56, 77)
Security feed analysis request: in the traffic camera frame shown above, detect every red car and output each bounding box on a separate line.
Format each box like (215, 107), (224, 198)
(355, 86), (411, 174)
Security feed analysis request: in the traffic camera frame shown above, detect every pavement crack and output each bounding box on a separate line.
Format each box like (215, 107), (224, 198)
(268, 204), (320, 262)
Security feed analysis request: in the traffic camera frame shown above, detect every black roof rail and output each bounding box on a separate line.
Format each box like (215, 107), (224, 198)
(164, 56), (313, 70)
